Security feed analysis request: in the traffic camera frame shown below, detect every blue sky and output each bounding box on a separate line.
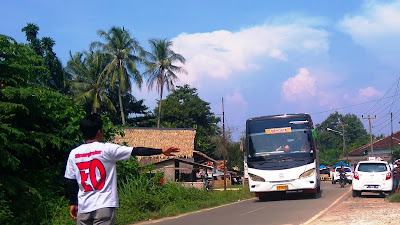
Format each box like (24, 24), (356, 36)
(2, 0), (400, 140)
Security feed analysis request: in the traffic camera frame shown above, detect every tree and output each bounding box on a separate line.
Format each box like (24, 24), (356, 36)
(103, 87), (151, 126)
(67, 50), (116, 114)
(315, 112), (369, 165)
(92, 26), (143, 125)
(21, 23), (41, 56)
(143, 38), (187, 128)
(0, 35), (47, 87)
(0, 34), (123, 224)
(156, 85), (220, 157)
(21, 23), (70, 93)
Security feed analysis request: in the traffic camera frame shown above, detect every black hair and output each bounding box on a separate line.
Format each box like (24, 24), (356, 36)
(79, 113), (103, 140)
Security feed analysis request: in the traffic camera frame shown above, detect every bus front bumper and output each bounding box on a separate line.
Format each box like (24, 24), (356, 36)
(249, 176), (318, 193)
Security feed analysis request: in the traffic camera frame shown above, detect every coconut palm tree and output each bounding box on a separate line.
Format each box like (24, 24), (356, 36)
(92, 26), (143, 125)
(66, 50), (116, 114)
(143, 38), (187, 128)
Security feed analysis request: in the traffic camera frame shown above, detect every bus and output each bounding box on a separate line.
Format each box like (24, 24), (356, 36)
(245, 113), (320, 200)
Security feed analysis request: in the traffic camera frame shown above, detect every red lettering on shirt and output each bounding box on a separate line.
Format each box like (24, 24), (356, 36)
(75, 150), (102, 159)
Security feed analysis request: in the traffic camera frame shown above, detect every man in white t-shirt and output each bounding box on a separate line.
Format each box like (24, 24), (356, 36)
(64, 114), (179, 225)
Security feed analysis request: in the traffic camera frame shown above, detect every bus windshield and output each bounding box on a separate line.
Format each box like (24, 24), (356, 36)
(247, 117), (314, 158)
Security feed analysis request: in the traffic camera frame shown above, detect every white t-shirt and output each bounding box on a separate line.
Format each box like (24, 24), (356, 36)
(64, 142), (133, 213)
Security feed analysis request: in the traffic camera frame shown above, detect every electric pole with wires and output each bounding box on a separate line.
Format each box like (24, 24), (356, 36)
(362, 115), (376, 157)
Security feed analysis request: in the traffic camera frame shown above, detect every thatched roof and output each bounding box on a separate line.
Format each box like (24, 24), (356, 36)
(114, 128), (196, 162)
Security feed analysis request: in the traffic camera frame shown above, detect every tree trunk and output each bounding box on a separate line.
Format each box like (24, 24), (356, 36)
(118, 88), (125, 125)
(157, 73), (164, 128)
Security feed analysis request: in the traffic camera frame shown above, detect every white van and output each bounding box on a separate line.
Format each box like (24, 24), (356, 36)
(352, 160), (393, 197)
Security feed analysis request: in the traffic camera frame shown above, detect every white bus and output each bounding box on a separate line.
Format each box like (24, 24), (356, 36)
(245, 113), (320, 200)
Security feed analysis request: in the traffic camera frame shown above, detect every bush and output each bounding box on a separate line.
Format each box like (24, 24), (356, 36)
(387, 193), (400, 203)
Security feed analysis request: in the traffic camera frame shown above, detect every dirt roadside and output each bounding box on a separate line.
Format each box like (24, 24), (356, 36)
(307, 191), (400, 225)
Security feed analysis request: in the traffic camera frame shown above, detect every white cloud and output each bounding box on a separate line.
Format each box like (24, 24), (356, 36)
(338, 0), (400, 49)
(281, 68), (317, 101)
(226, 92), (247, 106)
(358, 86), (383, 99)
(172, 20), (329, 86)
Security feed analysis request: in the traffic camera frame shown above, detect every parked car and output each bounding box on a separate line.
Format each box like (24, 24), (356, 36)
(332, 166), (353, 184)
(352, 160), (393, 197)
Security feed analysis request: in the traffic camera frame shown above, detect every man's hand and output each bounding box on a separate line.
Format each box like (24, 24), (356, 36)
(69, 205), (78, 220)
(162, 147), (180, 156)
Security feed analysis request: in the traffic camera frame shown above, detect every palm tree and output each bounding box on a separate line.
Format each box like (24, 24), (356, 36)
(66, 50), (116, 114)
(143, 38), (187, 128)
(92, 26), (143, 125)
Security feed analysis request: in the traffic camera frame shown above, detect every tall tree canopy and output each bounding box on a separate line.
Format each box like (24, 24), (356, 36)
(0, 34), (122, 224)
(143, 38), (187, 128)
(21, 23), (70, 93)
(92, 26), (143, 125)
(67, 50), (116, 114)
(156, 84), (220, 157)
(315, 112), (369, 165)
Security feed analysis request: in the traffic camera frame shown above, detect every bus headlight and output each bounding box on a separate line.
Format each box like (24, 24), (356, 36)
(248, 173), (265, 182)
(299, 169), (315, 179)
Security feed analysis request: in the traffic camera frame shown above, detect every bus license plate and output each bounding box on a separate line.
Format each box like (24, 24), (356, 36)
(277, 185), (288, 190)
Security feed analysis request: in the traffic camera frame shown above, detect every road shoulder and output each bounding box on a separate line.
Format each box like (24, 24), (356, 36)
(306, 192), (400, 225)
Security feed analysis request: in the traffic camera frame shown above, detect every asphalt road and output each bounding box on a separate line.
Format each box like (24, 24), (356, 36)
(136, 181), (351, 225)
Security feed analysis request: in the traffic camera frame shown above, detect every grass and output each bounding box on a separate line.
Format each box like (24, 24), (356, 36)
(387, 192), (400, 202)
(214, 184), (245, 190)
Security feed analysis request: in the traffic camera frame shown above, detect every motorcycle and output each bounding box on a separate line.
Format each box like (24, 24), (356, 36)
(339, 173), (347, 188)
(202, 174), (213, 192)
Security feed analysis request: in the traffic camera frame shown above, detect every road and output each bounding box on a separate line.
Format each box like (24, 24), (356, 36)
(136, 181), (351, 225)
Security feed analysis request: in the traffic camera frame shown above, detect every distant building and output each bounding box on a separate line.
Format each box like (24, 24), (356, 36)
(340, 130), (400, 169)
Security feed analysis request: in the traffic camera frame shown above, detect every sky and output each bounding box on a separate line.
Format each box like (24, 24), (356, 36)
(2, 0), (400, 141)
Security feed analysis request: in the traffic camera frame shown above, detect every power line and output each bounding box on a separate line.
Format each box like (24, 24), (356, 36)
(311, 94), (400, 115)
(363, 76), (400, 116)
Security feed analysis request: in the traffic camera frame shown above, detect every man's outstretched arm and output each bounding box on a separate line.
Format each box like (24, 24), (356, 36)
(131, 147), (179, 156)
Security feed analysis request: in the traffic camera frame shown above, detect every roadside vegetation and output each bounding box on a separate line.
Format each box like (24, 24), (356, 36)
(48, 159), (252, 225)
(387, 193), (400, 203)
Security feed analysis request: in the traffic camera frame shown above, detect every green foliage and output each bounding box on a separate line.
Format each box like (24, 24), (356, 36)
(156, 85), (221, 157)
(319, 149), (341, 166)
(387, 193), (400, 202)
(0, 85), (85, 224)
(21, 23), (70, 93)
(315, 112), (369, 162)
(0, 31), (122, 224)
(392, 147), (400, 160)
(226, 141), (244, 171)
(104, 88), (150, 126)
(0, 34), (48, 87)
(67, 50), (116, 114)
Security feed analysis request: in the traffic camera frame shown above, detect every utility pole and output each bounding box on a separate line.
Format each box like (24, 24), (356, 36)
(338, 124), (348, 165)
(391, 112), (394, 165)
(362, 115), (376, 157)
(222, 98), (227, 191)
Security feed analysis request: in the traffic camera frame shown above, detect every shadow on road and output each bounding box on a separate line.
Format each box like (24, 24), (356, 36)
(256, 190), (323, 202)
(356, 192), (388, 199)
